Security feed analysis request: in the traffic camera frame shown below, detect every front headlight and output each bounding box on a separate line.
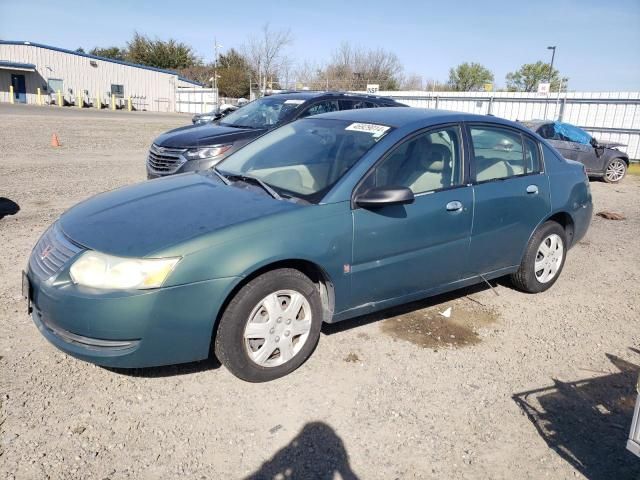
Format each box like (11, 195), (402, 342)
(69, 251), (180, 290)
(184, 144), (232, 160)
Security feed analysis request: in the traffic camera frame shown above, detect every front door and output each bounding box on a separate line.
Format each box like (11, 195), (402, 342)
(350, 125), (473, 307)
(11, 74), (26, 103)
(467, 124), (551, 274)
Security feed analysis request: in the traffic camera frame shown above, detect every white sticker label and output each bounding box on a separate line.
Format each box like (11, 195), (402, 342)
(345, 122), (390, 138)
(284, 99), (305, 105)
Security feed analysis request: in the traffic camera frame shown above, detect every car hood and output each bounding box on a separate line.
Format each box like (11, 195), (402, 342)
(59, 173), (300, 257)
(154, 123), (266, 148)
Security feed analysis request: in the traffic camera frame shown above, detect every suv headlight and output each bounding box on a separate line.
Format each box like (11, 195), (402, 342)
(69, 251), (180, 290)
(184, 145), (232, 160)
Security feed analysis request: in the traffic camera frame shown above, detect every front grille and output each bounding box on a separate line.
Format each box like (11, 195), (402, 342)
(29, 223), (83, 281)
(147, 144), (187, 175)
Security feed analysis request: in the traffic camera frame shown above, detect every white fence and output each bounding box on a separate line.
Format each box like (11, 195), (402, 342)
(373, 91), (640, 160)
(176, 88), (218, 114)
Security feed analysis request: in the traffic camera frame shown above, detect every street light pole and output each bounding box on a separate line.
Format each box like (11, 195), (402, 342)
(547, 45), (556, 82)
(544, 45), (557, 119)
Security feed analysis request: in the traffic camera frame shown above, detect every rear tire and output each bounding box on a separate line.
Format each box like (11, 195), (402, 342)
(510, 221), (567, 293)
(214, 268), (322, 382)
(603, 158), (627, 183)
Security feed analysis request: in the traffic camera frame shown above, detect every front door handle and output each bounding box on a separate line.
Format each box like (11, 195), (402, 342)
(446, 201), (463, 211)
(526, 185), (539, 195)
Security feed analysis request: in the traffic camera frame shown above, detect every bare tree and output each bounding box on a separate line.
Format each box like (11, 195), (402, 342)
(244, 23), (293, 94)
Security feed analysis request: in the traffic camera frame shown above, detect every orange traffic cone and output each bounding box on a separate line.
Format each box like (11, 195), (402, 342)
(51, 133), (61, 147)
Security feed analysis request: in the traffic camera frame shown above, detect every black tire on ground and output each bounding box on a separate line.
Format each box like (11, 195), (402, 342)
(603, 158), (627, 184)
(510, 221), (567, 294)
(214, 268), (323, 382)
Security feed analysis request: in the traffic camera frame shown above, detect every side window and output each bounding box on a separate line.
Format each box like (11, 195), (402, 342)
(471, 127), (524, 182)
(524, 137), (542, 173)
(339, 99), (376, 110)
(368, 126), (463, 194)
(298, 100), (339, 118)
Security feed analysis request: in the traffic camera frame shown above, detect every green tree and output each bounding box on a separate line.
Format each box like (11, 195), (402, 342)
(447, 62), (494, 91)
(217, 49), (252, 98)
(126, 32), (198, 70)
(506, 61), (568, 92)
(89, 46), (126, 60)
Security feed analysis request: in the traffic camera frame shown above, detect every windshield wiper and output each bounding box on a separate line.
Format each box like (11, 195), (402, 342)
(226, 173), (282, 200)
(219, 122), (259, 129)
(212, 167), (231, 185)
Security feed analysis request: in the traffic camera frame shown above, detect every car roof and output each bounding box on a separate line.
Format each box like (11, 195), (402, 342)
(312, 107), (525, 129)
(269, 91), (400, 103)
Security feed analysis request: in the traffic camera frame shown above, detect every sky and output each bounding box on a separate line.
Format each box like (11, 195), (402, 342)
(1, 0), (639, 91)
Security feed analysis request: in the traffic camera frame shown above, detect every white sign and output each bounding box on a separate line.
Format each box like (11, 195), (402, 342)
(345, 122), (390, 138)
(366, 84), (379, 94)
(537, 82), (551, 95)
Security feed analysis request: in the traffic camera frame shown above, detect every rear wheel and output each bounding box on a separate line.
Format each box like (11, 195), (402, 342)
(510, 221), (567, 293)
(603, 158), (627, 183)
(214, 268), (322, 382)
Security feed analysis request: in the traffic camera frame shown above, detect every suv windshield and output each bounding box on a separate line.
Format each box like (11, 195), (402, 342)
(218, 118), (392, 203)
(220, 96), (304, 129)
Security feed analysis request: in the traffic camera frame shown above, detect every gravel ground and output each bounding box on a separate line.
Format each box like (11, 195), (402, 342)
(1, 104), (639, 479)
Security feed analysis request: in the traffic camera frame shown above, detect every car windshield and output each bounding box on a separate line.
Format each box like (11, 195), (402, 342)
(218, 118), (392, 203)
(219, 96), (304, 129)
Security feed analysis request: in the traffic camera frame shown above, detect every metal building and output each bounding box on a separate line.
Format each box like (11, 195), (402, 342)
(0, 40), (202, 112)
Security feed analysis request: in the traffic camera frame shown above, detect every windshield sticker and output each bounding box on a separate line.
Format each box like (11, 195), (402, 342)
(345, 122), (390, 138)
(284, 99), (305, 105)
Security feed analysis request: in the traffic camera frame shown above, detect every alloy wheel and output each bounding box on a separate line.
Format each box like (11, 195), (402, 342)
(605, 159), (626, 182)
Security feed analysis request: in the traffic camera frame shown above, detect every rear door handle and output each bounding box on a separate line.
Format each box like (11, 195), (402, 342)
(446, 201), (463, 211)
(526, 185), (539, 195)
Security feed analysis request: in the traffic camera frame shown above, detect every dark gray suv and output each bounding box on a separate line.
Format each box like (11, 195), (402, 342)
(147, 91), (406, 179)
(521, 120), (630, 183)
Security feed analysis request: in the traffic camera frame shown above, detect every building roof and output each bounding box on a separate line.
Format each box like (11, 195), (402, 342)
(0, 40), (203, 86)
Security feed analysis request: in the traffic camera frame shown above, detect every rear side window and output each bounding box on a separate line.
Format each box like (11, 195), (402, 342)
(524, 137), (542, 173)
(339, 99), (377, 110)
(471, 127), (524, 181)
(298, 100), (339, 118)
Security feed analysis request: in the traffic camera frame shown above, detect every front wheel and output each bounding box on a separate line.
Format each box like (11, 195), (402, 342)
(510, 221), (567, 293)
(603, 158), (627, 183)
(214, 268), (322, 382)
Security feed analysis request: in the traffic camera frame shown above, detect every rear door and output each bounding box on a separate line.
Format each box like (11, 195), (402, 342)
(467, 124), (551, 274)
(350, 124), (473, 306)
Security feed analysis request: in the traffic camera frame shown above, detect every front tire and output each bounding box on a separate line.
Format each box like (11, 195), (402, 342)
(214, 268), (322, 382)
(510, 221), (567, 293)
(603, 158), (627, 183)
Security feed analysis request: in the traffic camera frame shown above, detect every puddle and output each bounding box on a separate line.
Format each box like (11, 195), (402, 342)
(380, 301), (497, 349)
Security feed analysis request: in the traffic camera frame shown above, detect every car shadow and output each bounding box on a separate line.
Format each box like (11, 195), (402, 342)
(322, 281), (496, 336)
(513, 350), (640, 480)
(103, 356), (221, 378)
(0, 197), (20, 220)
(244, 421), (359, 480)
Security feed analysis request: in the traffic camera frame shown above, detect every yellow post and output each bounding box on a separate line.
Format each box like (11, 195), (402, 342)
(111, 95), (116, 110)
(127, 96), (132, 111)
(77, 93), (82, 108)
(96, 94), (101, 109)
(37, 87), (42, 105)
(9, 85), (14, 104)
(57, 90), (62, 107)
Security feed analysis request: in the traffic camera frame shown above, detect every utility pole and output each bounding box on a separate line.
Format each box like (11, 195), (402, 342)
(213, 38), (222, 104)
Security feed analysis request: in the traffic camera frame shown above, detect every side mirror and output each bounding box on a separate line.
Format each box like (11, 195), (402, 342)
(590, 137), (599, 148)
(355, 186), (415, 209)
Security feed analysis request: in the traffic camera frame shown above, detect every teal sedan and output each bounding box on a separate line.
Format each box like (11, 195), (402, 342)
(24, 108), (592, 382)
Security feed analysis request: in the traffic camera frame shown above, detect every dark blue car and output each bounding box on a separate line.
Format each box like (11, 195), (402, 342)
(25, 108), (592, 382)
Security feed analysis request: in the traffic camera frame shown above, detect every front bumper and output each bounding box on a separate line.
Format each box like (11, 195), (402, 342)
(27, 266), (239, 368)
